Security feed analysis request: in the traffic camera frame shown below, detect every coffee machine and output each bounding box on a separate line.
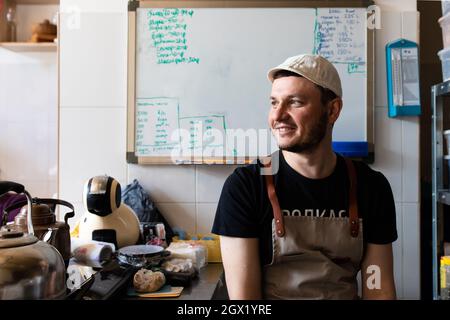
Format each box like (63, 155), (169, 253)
(78, 175), (140, 249)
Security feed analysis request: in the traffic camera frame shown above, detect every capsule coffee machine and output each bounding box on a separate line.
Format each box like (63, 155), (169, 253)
(78, 175), (140, 249)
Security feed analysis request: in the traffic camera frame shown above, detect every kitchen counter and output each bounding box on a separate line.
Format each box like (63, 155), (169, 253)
(156, 263), (225, 300)
(124, 263), (226, 300)
(68, 260), (226, 300)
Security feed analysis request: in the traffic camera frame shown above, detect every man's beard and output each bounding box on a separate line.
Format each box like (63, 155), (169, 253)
(278, 110), (328, 154)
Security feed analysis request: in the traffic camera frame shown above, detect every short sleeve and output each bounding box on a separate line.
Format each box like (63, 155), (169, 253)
(365, 172), (398, 244)
(211, 168), (259, 238)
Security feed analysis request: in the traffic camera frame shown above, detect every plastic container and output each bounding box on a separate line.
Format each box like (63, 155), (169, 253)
(438, 47), (450, 82)
(445, 130), (450, 156)
(443, 0), (450, 17)
(445, 156), (450, 187)
(439, 13), (450, 48)
(441, 256), (450, 300)
(172, 233), (222, 263)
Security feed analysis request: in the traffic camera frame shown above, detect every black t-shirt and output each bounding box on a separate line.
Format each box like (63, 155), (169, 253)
(212, 151), (398, 266)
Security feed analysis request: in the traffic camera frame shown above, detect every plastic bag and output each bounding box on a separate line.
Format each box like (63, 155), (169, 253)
(0, 193), (26, 223)
(121, 179), (174, 244)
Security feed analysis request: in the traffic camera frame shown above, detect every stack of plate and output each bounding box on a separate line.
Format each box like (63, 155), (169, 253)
(438, 1), (450, 81)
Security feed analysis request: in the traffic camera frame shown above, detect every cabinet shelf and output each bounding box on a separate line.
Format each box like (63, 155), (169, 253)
(431, 79), (450, 300)
(434, 79), (450, 97)
(0, 42), (57, 52)
(12, 0), (59, 4)
(438, 190), (450, 205)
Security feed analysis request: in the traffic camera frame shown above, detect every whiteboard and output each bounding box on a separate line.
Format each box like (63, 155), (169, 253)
(127, 2), (373, 164)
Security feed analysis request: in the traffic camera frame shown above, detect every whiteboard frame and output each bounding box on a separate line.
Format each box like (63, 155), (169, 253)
(127, 0), (374, 164)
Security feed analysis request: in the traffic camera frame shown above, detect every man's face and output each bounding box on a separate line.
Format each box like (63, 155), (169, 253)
(268, 76), (329, 153)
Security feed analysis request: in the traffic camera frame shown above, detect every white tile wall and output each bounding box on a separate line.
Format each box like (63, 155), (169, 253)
(402, 11), (420, 43)
(372, 3), (421, 299)
(0, 5), (58, 200)
(60, 0), (126, 13)
(371, 107), (403, 202)
(196, 165), (239, 203)
(402, 117), (420, 203)
(374, 0), (417, 12)
(375, 11), (402, 108)
(402, 203), (421, 299)
(59, 11), (127, 108)
(196, 203), (219, 234)
(0, 49), (57, 199)
(156, 203), (196, 235)
(2, 122), (52, 180)
(59, 0), (422, 299)
(127, 165), (196, 203)
(59, 107), (127, 206)
(394, 203), (404, 298)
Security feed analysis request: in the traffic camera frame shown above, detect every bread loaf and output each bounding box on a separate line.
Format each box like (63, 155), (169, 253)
(133, 269), (166, 293)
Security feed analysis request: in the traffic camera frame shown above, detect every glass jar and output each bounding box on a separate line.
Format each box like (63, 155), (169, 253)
(6, 7), (17, 42)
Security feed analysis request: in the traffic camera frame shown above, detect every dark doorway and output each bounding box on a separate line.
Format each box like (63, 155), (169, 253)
(418, 0), (445, 300)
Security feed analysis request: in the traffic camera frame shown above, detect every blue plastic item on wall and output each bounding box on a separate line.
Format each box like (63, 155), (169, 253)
(332, 141), (368, 158)
(385, 38), (421, 117)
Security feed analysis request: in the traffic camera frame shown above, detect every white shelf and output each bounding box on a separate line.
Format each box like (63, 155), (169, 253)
(0, 42), (57, 52)
(13, 0), (59, 4)
(438, 190), (450, 205)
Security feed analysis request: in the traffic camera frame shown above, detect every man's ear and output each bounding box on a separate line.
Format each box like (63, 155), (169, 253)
(327, 98), (343, 125)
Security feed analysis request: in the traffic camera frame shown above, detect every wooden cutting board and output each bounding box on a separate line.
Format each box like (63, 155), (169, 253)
(127, 285), (184, 298)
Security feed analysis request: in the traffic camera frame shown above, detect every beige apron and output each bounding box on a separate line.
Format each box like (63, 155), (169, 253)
(262, 158), (363, 300)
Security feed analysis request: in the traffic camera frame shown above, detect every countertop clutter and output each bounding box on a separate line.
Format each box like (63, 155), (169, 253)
(67, 260), (224, 300)
(67, 240), (223, 300)
(0, 179), (224, 300)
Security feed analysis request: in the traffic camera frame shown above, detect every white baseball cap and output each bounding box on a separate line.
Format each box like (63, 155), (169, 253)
(267, 54), (342, 98)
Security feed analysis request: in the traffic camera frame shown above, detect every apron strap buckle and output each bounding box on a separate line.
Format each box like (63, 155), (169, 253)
(264, 172), (285, 237)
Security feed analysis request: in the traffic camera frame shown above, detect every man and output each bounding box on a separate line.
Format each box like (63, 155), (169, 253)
(212, 54), (397, 300)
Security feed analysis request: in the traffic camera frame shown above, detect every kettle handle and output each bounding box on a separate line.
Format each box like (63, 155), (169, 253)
(0, 181), (33, 235)
(35, 198), (75, 224)
(0, 181), (25, 196)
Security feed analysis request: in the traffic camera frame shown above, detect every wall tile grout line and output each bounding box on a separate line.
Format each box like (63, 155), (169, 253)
(195, 165), (198, 234)
(400, 116), (405, 299)
(60, 105), (126, 109)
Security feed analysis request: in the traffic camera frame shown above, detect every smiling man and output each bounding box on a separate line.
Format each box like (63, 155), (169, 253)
(212, 54), (398, 300)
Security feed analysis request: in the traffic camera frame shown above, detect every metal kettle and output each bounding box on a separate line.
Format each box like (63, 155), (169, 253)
(1, 197), (74, 266)
(0, 181), (66, 300)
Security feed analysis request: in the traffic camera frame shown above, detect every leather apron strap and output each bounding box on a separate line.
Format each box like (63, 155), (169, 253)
(264, 174), (285, 237)
(344, 158), (359, 238)
(264, 157), (360, 238)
